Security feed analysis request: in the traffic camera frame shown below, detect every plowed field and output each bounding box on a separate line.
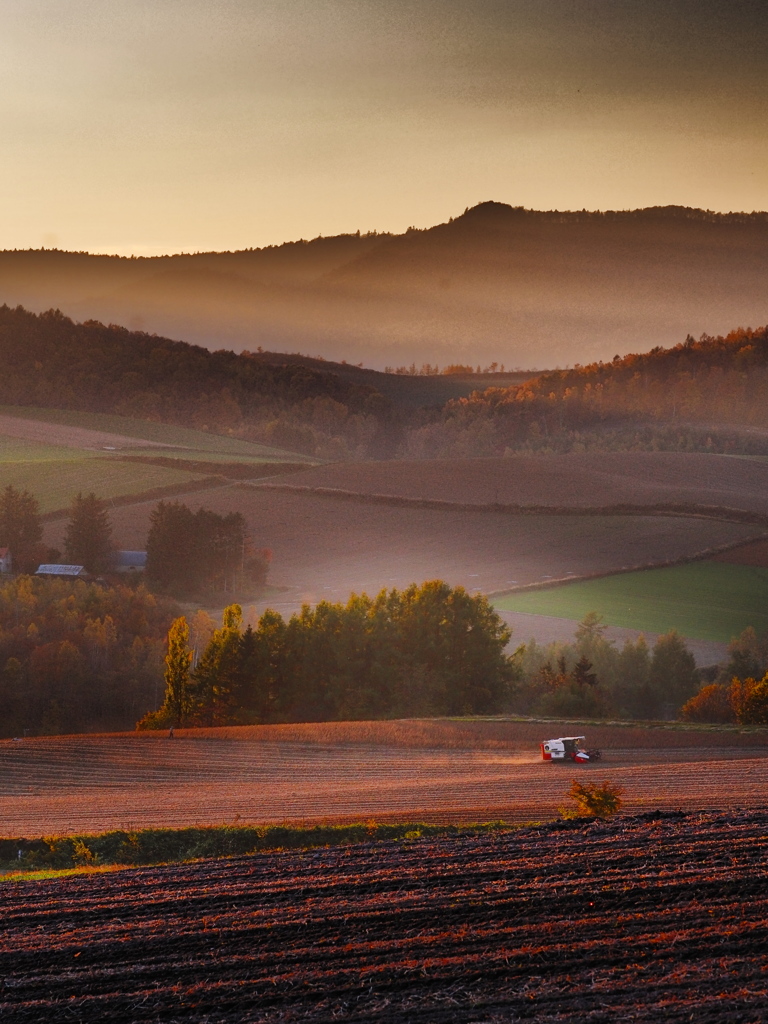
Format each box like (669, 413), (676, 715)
(66, 486), (761, 610)
(271, 452), (768, 516)
(2, 721), (767, 837)
(3, 809), (768, 1022)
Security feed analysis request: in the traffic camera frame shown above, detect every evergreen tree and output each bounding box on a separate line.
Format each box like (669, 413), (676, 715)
(64, 492), (112, 573)
(614, 636), (652, 718)
(146, 501), (258, 597)
(0, 485), (43, 573)
(146, 502), (198, 594)
(192, 604), (244, 725)
(650, 630), (698, 718)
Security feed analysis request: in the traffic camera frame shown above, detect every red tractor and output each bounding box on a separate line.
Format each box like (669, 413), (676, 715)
(540, 735), (601, 763)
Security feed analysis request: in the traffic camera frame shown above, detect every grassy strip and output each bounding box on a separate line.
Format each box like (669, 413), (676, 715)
(495, 560), (768, 642)
(0, 820), (520, 876)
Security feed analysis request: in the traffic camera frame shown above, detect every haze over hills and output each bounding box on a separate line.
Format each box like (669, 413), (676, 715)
(2, 203), (768, 370)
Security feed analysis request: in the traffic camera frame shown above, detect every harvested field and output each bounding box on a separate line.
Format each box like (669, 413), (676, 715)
(66, 485), (764, 613)
(2, 721), (767, 836)
(3, 809), (768, 1022)
(275, 451), (768, 517)
(0, 412), (174, 451)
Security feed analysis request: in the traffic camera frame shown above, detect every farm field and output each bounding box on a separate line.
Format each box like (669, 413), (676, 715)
(0, 457), (212, 514)
(0, 405), (309, 461)
(494, 561), (768, 642)
(273, 451), (768, 516)
(3, 809), (768, 1022)
(63, 484), (765, 614)
(2, 721), (767, 837)
(0, 407), (312, 513)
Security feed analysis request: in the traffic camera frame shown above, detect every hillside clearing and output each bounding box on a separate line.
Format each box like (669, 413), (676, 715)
(494, 561), (768, 642)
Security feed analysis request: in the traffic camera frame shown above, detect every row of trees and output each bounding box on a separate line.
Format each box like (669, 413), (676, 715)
(146, 502), (270, 598)
(511, 613), (699, 720)
(144, 598), (768, 731)
(0, 485), (269, 599)
(140, 581), (516, 728)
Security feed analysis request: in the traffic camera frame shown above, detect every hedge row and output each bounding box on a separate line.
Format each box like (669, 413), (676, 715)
(0, 820), (514, 872)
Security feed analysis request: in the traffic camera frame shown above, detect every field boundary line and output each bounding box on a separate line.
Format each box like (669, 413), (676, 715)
(246, 482), (768, 526)
(40, 475), (229, 521)
(487, 533), (768, 598)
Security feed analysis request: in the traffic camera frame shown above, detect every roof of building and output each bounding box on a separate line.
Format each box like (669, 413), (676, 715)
(114, 550), (147, 568)
(36, 564), (87, 576)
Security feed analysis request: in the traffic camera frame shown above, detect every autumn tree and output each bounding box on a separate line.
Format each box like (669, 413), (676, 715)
(681, 683), (735, 724)
(740, 672), (768, 725)
(64, 492), (113, 573)
(163, 617), (193, 727)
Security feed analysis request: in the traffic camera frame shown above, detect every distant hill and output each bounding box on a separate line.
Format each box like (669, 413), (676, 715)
(2, 203), (767, 369)
(0, 305), (527, 458)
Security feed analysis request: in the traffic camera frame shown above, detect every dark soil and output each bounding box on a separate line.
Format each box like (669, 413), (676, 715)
(2, 809), (768, 1022)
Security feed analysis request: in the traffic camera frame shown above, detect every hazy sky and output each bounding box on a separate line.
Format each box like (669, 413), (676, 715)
(1, 0), (766, 254)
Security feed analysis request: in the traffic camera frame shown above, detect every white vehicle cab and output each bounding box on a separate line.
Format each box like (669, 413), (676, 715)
(540, 736), (601, 763)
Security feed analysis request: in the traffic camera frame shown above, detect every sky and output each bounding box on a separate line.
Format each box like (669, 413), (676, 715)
(1, 0), (766, 255)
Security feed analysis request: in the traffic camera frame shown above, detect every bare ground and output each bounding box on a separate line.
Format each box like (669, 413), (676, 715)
(267, 452), (768, 515)
(2, 724), (767, 836)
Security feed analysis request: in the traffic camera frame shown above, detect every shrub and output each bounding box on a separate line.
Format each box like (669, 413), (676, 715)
(562, 779), (624, 819)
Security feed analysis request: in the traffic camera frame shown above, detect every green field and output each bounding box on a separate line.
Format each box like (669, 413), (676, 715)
(0, 405), (317, 512)
(0, 459), (211, 513)
(494, 561), (768, 643)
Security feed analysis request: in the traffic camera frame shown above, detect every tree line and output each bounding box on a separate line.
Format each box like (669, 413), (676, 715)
(0, 304), (394, 460)
(5, 305), (768, 463)
(0, 484), (269, 599)
(140, 581), (515, 728)
(404, 326), (768, 459)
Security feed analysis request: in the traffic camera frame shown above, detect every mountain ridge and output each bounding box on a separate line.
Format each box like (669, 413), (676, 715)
(2, 203), (767, 369)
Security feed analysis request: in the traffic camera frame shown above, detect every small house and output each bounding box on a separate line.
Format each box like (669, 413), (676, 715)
(0, 547), (11, 574)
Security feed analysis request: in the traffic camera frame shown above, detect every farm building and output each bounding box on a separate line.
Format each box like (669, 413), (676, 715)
(35, 564), (89, 578)
(112, 550), (147, 573)
(0, 547), (11, 574)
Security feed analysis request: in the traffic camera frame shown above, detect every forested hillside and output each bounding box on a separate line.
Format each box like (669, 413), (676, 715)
(2, 304), (768, 460)
(407, 325), (768, 458)
(2, 204), (768, 369)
